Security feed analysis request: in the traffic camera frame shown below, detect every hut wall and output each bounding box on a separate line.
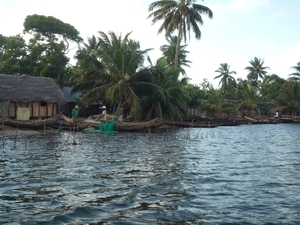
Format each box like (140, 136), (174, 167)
(9, 102), (16, 117)
(16, 107), (30, 120)
(39, 106), (47, 117)
(32, 102), (39, 117)
(47, 103), (56, 117)
(0, 100), (10, 117)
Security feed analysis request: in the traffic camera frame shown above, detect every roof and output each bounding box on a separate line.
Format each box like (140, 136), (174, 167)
(0, 74), (67, 103)
(62, 86), (81, 102)
(62, 86), (103, 105)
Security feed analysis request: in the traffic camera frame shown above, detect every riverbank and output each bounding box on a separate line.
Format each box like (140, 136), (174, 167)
(1, 115), (299, 136)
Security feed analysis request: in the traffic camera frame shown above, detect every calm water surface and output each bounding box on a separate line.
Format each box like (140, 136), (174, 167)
(1, 123), (300, 225)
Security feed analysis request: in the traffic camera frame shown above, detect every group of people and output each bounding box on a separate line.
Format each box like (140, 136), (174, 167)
(71, 104), (124, 124)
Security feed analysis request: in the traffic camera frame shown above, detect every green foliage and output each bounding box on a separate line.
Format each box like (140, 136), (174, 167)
(73, 31), (152, 120)
(159, 35), (191, 74)
(138, 58), (190, 121)
(214, 63), (236, 88)
(236, 81), (262, 113)
(245, 57), (269, 86)
(198, 78), (212, 91)
(274, 81), (300, 116)
(23, 14), (81, 43)
(0, 34), (5, 51)
(260, 74), (285, 101)
(289, 61), (300, 81)
(23, 14), (82, 88)
(203, 88), (234, 116)
(0, 35), (28, 75)
(184, 83), (205, 107)
(148, 0), (213, 66)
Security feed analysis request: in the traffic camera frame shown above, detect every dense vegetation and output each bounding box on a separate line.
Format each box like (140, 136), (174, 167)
(0, 1), (300, 119)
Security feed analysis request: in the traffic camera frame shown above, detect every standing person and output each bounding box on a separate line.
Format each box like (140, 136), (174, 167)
(72, 105), (79, 124)
(117, 105), (124, 123)
(274, 111), (279, 119)
(100, 106), (107, 123)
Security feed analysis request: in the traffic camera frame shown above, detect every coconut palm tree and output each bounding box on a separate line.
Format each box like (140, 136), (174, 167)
(245, 57), (269, 86)
(274, 81), (300, 116)
(148, 0), (213, 66)
(159, 35), (191, 74)
(137, 57), (190, 121)
(203, 88), (233, 117)
(260, 74), (285, 101)
(236, 81), (262, 116)
(214, 63), (236, 89)
(288, 61), (300, 81)
(72, 31), (152, 120)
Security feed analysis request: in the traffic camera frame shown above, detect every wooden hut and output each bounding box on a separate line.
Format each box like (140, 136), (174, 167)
(0, 74), (66, 120)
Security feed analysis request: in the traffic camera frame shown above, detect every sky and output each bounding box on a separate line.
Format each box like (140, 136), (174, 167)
(1, 0), (300, 87)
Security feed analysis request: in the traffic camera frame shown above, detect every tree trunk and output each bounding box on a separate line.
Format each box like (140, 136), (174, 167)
(175, 24), (182, 67)
(144, 103), (155, 121)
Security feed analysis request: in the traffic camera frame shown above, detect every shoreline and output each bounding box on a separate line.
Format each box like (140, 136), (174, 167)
(1, 116), (300, 136)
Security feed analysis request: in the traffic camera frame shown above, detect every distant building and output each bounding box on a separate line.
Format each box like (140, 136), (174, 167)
(62, 86), (103, 117)
(0, 74), (66, 120)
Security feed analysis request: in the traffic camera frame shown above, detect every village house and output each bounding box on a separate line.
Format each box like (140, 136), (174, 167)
(0, 74), (66, 120)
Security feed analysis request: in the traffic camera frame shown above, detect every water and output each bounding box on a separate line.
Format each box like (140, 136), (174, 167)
(1, 123), (300, 224)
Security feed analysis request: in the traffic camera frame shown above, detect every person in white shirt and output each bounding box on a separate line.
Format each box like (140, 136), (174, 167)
(100, 106), (107, 123)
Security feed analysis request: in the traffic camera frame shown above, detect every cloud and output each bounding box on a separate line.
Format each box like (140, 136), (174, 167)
(228, 0), (269, 12)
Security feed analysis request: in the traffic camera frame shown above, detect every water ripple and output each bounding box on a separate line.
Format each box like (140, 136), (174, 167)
(1, 124), (300, 224)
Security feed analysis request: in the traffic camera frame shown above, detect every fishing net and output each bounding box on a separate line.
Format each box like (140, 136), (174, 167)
(98, 122), (117, 134)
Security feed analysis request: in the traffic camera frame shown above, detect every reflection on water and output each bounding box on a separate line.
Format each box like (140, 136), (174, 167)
(1, 123), (300, 224)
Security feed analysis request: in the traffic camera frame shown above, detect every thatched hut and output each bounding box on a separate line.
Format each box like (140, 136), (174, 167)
(0, 74), (66, 120)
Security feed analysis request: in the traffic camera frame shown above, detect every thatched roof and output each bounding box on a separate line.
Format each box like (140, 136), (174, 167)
(0, 74), (67, 103)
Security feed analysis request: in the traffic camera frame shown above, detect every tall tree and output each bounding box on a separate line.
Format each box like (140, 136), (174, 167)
(184, 83), (205, 107)
(137, 57), (190, 121)
(73, 31), (152, 120)
(260, 74), (285, 101)
(0, 35), (28, 75)
(0, 34), (5, 52)
(159, 35), (191, 74)
(23, 14), (82, 88)
(289, 61), (300, 81)
(214, 63), (236, 89)
(245, 57), (269, 86)
(203, 88), (233, 117)
(274, 81), (300, 116)
(148, 0), (213, 66)
(236, 81), (262, 116)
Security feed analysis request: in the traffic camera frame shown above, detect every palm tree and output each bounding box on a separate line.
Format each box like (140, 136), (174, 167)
(159, 35), (191, 74)
(137, 57), (190, 121)
(203, 88), (233, 116)
(214, 63), (236, 89)
(288, 61), (300, 81)
(236, 81), (262, 116)
(72, 31), (152, 120)
(245, 57), (269, 85)
(148, 0), (213, 66)
(274, 81), (300, 116)
(260, 74), (285, 101)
